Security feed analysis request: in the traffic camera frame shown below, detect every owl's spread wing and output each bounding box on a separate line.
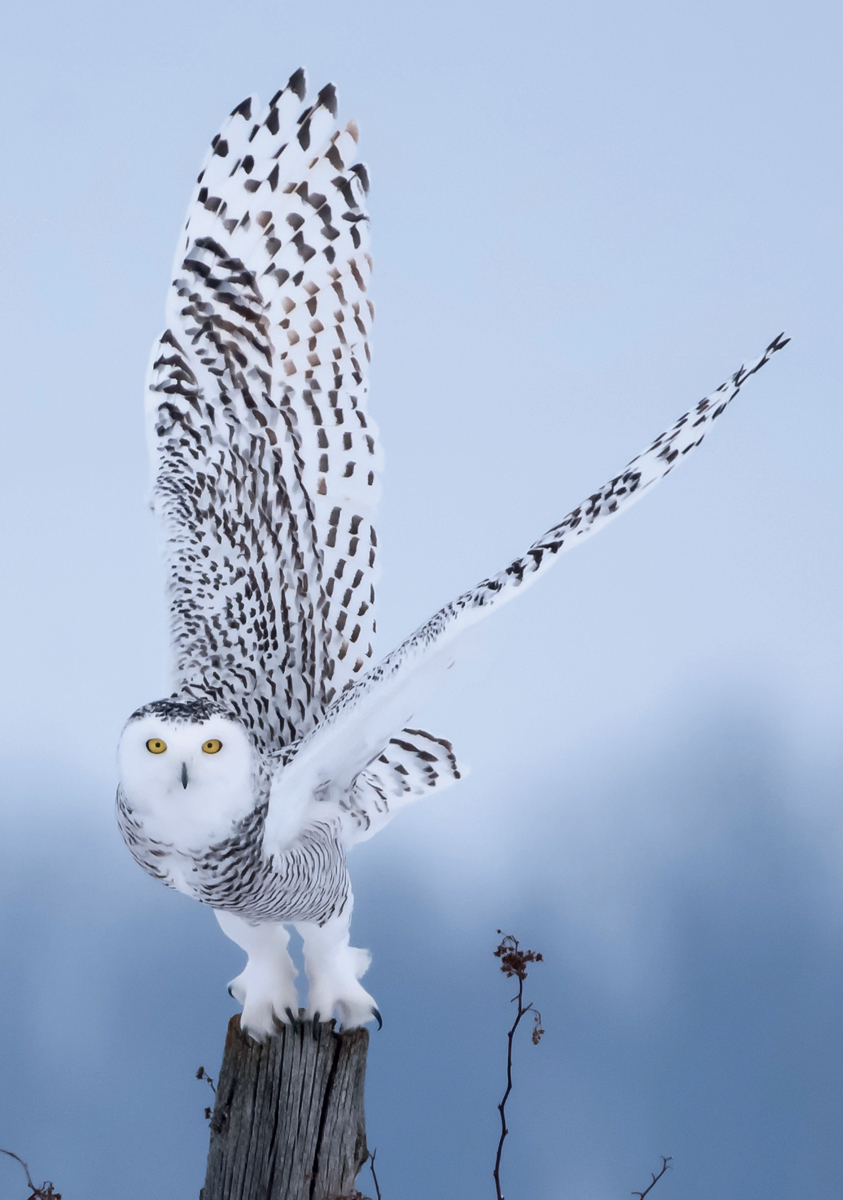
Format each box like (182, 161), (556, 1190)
(147, 70), (380, 752)
(264, 333), (788, 849)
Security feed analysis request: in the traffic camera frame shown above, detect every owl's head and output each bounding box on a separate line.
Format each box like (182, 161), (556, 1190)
(118, 698), (258, 845)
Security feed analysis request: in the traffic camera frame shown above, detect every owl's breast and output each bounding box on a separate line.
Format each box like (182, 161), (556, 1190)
(117, 788), (349, 923)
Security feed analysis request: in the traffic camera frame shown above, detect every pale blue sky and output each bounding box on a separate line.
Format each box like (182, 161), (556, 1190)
(0, 1), (841, 1196)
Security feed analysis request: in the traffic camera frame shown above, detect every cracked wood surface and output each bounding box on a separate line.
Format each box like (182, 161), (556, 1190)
(201, 1014), (369, 1200)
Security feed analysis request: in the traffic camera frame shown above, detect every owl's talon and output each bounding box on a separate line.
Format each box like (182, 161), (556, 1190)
(227, 975), (247, 1006)
(373, 1008), (383, 1030)
(312, 1012), (321, 1039)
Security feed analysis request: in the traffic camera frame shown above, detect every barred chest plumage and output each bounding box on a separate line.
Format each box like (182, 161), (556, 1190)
(116, 787), (350, 926)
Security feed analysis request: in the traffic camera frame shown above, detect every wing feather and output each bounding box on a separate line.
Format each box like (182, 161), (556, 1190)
(344, 728), (465, 844)
(146, 70), (380, 751)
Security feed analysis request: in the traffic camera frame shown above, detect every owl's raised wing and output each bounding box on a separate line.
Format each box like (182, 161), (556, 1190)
(147, 70), (380, 752)
(264, 334), (788, 849)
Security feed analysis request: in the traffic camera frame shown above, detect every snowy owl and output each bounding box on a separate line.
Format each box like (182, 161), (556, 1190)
(116, 68), (787, 1039)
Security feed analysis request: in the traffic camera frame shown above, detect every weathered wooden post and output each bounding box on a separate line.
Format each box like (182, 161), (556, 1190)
(201, 1013), (369, 1200)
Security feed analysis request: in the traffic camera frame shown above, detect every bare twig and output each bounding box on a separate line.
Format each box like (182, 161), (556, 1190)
(492, 932), (544, 1200)
(197, 1064), (217, 1120)
(0, 1149), (61, 1199)
(369, 1149), (383, 1200)
(324, 1148), (382, 1200)
(196, 1065), (217, 1093)
(632, 1156), (672, 1198)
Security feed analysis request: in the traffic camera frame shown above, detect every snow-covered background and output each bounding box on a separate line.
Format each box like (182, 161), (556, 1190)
(0, 1), (841, 1196)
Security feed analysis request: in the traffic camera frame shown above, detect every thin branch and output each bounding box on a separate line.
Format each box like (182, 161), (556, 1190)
(196, 1065), (217, 1093)
(369, 1149), (383, 1200)
(197, 1064), (217, 1121)
(632, 1156), (672, 1198)
(1, 1150), (37, 1193)
(492, 932), (544, 1200)
(0, 1149), (61, 1199)
(323, 1152), (381, 1200)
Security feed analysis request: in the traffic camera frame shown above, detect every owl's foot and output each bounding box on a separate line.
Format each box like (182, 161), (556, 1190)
(295, 912), (380, 1031)
(227, 962), (299, 1041)
(214, 910), (299, 1042)
(307, 976), (381, 1031)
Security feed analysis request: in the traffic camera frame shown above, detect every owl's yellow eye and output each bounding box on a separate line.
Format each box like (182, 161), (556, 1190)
(202, 739), (223, 754)
(146, 739), (167, 754)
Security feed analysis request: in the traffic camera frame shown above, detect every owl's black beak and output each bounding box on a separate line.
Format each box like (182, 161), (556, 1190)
(181, 762), (189, 789)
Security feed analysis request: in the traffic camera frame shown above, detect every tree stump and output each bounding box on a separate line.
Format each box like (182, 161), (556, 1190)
(200, 1013), (369, 1200)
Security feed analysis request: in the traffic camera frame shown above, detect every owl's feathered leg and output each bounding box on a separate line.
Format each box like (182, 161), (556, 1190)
(214, 910), (299, 1041)
(295, 904), (379, 1030)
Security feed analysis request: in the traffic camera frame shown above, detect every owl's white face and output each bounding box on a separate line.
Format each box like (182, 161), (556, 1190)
(118, 713), (257, 848)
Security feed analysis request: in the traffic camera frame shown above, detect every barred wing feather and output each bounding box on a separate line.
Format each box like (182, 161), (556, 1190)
(265, 334), (788, 848)
(343, 729), (465, 845)
(147, 70), (380, 752)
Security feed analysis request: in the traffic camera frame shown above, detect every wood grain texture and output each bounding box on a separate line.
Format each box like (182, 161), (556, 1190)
(201, 1014), (369, 1200)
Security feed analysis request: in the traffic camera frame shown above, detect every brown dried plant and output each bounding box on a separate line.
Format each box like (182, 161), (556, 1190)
(491, 935), (671, 1200)
(492, 932), (545, 1200)
(196, 1064), (217, 1121)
